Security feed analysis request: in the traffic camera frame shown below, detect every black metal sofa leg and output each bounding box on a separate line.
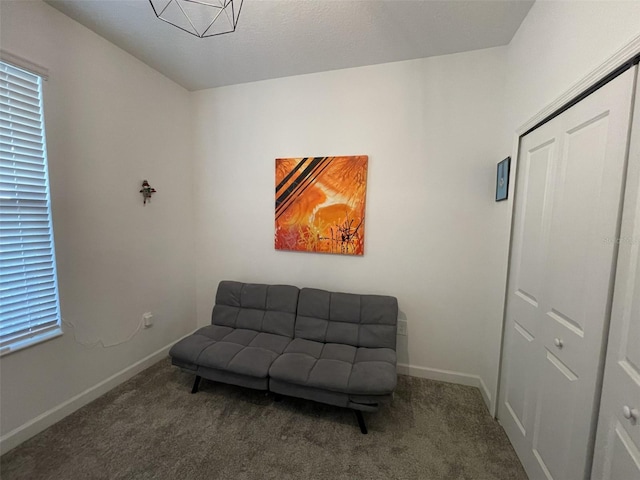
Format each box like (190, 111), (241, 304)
(354, 410), (368, 434)
(191, 375), (202, 394)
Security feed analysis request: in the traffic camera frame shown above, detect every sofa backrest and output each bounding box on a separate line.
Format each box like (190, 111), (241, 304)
(212, 281), (300, 337)
(295, 288), (398, 349)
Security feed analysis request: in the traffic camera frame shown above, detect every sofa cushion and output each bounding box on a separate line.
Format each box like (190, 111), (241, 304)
(212, 281), (299, 337)
(170, 325), (292, 379)
(169, 325), (234, 367)
(295, 288), (398, 348)
(268, 338), (397, 395)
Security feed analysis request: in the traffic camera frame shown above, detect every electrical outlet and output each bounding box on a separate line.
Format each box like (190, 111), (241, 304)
(143, 312), (153, 328)
(397, 320), (407, 336)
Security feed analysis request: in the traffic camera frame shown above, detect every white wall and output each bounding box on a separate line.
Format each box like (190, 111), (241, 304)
(506, 0), (640, 131)
(0, 0), (196, 450)
(486, 0), (640, 407)
(192, 47), (508, 407)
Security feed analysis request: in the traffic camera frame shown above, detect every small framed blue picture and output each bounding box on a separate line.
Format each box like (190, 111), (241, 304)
(496, 157), (511, 202)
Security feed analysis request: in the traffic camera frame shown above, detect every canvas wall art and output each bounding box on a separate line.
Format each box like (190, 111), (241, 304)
(275, 156), (368, 255)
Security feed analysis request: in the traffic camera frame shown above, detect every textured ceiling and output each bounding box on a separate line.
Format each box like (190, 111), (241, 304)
(44, 0), (534, 91)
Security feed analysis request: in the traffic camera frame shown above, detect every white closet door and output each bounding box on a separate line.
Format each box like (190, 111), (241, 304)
(498, 67), (637, 480)
(591, 67), (640, 480)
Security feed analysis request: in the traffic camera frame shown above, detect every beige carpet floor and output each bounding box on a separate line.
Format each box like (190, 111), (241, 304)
(1, 358), (527, 480)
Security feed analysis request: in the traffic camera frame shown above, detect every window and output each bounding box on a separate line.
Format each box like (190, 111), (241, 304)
(0, 59), (62, 355)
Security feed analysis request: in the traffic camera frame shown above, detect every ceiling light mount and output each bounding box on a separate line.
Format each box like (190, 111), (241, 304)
(149, 0), (243, 38)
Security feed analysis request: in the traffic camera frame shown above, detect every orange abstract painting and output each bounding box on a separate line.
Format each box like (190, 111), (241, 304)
(275, 156), (368, 255)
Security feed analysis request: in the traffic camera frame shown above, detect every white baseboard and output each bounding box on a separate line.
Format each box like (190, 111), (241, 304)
(397, 363), (492, 412)
(477, 377), (492, 413)
(0, 332), (193, 455)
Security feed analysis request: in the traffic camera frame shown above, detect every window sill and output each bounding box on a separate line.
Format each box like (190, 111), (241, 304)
(0, 328), (63, 357)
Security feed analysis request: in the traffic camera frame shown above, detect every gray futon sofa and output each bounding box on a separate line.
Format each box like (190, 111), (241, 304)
(169, 281), (398, 433)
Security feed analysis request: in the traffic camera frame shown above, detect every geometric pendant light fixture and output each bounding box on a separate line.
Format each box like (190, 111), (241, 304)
(149, 0), (243, 38)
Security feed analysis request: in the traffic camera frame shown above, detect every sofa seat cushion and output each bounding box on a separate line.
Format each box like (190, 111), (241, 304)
(169, 325), (234, 367)
(268, 338), (397, 395)
(170, 325), (292, 379)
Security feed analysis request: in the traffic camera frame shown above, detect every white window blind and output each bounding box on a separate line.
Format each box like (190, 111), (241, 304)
(0, 60), (62, 355)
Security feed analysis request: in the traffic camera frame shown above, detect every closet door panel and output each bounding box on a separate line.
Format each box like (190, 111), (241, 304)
(500, 67), (636, 480)
(592, 65), (640, 480)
